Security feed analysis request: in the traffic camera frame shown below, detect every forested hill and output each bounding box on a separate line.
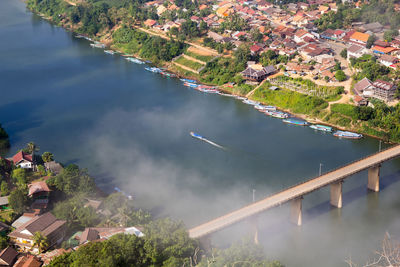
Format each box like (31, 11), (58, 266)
(316, 0), (400, 31)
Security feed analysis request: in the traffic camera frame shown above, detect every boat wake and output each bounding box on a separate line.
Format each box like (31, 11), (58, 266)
(190, 132), (225, 150)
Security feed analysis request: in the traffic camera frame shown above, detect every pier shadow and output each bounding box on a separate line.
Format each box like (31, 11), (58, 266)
(303, 170), (400, 222)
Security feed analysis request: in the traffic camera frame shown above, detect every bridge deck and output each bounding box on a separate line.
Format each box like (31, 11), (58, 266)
(189, 145), (400, 239)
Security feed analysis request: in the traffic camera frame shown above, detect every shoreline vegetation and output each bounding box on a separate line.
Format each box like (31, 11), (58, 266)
(25, 0), (400, 143)
(0, 139), (284, 266)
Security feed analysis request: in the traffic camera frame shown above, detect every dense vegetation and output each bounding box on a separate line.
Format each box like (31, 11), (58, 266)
(49, 219), (198, 266)
(199, 239), (284, 267)
(50, 229), (283, 267)
(0, 124), (10, 151)
(113, 25), (186, 63)
(315, 0), (400, 31)
(350, 54), (391, 82)
(252, 83), (329, 116)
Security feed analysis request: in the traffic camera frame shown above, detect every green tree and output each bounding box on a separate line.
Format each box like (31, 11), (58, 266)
(8, 189), (27, 214)
(26, 142), (39, 155)
(41, 152), (54, 163)
(11, 168), (27, 186)
(0, 236), (8, 250)
(1, 181), (9, 196)
(198, 238), (283, 267)
(37, 165), (46, 176)
(46, 164), (96, 196)
(335, 70), (346, 82)
(366, 34), (376, 49)
(340, 48), (347, 59)
(32, 232), (48, 254)
(53, 196), (100, 229)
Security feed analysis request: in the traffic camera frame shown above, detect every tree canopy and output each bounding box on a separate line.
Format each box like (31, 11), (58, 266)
(46, 164), (97, 196)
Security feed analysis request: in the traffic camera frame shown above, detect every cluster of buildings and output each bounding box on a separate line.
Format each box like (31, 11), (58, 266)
(0, 151), (144, 266)
(140, 0), (399, 104)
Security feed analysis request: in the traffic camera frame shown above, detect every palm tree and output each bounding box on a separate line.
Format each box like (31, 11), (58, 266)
(32, 232), (48, 254)
(41, 152), (54, 163)
(27, 142), (39, 155)
(117, 205), (131, 227)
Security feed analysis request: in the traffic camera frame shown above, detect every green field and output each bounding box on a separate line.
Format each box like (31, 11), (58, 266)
(175, 56), (204, 71)
(184, 50), (215, 63)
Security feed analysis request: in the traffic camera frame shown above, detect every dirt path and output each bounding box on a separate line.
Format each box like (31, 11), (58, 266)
(246, 79), (269, 98)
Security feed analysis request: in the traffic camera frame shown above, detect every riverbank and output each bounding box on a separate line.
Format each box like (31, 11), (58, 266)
(25, 2), (399, 143)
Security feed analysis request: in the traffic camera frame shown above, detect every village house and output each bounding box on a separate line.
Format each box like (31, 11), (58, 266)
(39, 248), (71, 265)
(347, 44), (368, 59)
(353, 77), (373, 97)
(9, 212), (67, 254)
(294, 29), (313, 43)
(143, 19), (157, 28)
(79, 227), (144, 245)
(354, 95), (369, 106)
(13, 255), (42, 267)
(28, 181), (51, 212)
(378, 54), (399, 68)
(0, 196), (9, 211)
(0, 247), (18, 266)
(241, 64), (276, 82)
(207, 31), (224, 42)
(371, 80), (397, 102)
(359, 22), (383, 33)
(9, 151), (34, 170)
(349, 31), (370, 46)
(44, 161), (63, 175)
(299, 43), (332, 62)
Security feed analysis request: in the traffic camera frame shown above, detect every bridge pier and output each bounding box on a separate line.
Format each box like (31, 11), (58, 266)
(330, 181), (343, 208)
(251, 215), (259, 244)
(290, 197), (302, 226)
(368, 165), (380, 192)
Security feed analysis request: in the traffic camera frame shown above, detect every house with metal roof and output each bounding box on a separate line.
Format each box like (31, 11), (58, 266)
(8, 212), (66, 254)
(241, 65), (276, 82)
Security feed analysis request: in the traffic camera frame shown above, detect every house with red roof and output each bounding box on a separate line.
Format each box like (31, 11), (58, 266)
(294, 29), (313, 43)
(9, 151), (34, 169)
(250, 44), (264, 55)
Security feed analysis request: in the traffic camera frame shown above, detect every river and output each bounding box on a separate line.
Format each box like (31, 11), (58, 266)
(1, 1), (400, 266)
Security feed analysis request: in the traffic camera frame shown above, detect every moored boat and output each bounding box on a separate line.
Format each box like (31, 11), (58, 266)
(283, 118), (309, 126)
(243, 99), (260, 106)
(265, 110), (289, 119)
(184, 82), (198, 88)
(180, 78), (197, 83)
(310, 124), (333, 132)
(90, 42), (106, 48)
(144, 67), (162, 73)
(235, 96), (247, 101)
(126, 57), (144, 64)
(333, 131), (363, 139)
(254, 105), (276, 111)
(160, 71), (177, 78)
(104, 50), (115, 55)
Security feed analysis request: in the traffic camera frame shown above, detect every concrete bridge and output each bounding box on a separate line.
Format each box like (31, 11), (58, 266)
(189, 144), (400, 239)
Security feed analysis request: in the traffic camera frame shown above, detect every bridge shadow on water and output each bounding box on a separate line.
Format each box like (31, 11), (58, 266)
(303, 170), (400, 222)
(254, 170), (400, 242)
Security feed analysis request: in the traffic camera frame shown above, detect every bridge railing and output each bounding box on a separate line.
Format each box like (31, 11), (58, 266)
(228, 144), (398, 214)
(190, 145), (400, 236)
